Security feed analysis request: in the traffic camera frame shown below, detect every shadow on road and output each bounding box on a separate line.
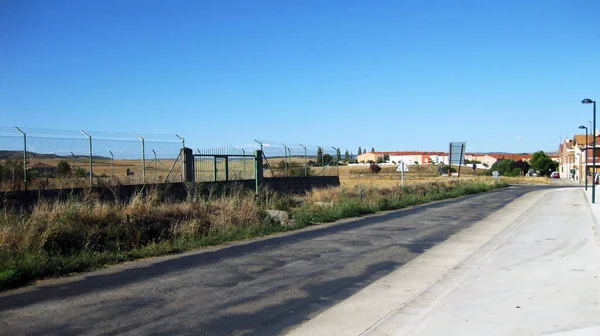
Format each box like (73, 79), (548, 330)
(0, 186), (552, 335)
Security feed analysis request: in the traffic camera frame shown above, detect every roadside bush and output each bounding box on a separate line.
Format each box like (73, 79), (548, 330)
(505, 168), (522, 177)
(73, 167), (86, 177)
(440, 165), (457, 174)
(369, 163), (382, 174)
(56, 160), (71, 176)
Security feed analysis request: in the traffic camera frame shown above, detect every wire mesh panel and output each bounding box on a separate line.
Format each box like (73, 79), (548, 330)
(0, 128), (28, 191)
(194, 146), (255, 182)
(0, 127), (184, 190)
(228, 156), (255, 180)
(253, 140), (340, 178)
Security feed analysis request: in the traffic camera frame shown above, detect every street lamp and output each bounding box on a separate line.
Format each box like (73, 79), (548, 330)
(582, 98), (596, 203)
(579, 125), (588, 191)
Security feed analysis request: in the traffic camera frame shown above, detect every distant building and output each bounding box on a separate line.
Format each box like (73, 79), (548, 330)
(474, 154), (533, 167)
(28, 162), (56, 175)
(560, 134), (600, 183)
(357, 151), (449, 164)
(356, 151), (538, 167)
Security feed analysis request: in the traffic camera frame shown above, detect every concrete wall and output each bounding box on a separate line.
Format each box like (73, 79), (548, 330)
(0, 176), (340, 210)
(389, 154), (423, 165)
(262, 176), (340, 193)
(357, 153), (381, 162)
(474, 155), (498, 167)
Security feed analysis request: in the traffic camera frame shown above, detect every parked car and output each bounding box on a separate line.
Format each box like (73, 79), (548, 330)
(550, 172), (560, 178)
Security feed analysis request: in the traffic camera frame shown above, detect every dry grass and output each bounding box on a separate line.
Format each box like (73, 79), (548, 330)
(294, 179), (508, 226)
(0, 178), (509, 291)
(0, 189), (268, 256)
(340, 173), (551, 188)
(499, 176), (551, 185)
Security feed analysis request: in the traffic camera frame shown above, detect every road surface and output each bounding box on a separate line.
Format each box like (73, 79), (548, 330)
(0, 185), (567, 335)
(379, 186), (600, 336)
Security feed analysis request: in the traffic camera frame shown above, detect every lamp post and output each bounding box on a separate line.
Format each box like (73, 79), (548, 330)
(582, 98), (596, 203)
(579, 125), (588, 191)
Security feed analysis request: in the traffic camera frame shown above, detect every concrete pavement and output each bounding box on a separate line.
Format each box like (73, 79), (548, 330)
(289, 187), (600, 336)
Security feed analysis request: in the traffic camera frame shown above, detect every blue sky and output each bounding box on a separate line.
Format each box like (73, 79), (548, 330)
(1, 0), (598, 154)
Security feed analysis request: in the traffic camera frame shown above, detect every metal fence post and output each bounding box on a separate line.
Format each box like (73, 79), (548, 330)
(81, 130), (92, 187)
(135, 133), (145, 184)
(318, 146), (324, 176)
(225, 156), (229, 181)
(15, 127), (27, 190)
(109, 151), (114, 176)
(448, 145), (453, 178)
(332, 146), (339, 176)
(254, 150), (263, 194)
(282, 143), (288, 177)
(299, 144), (307, 177)
(213, 156), (217, 181)
(254, 139), (263, 151)
(176, 134), (185, 148)
(152, 149), (157, 180)
(242, 148), (246, 179)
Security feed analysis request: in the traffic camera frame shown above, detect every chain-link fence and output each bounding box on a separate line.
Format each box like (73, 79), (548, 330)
(0, 127), (184, 191)
(0, 127), (341, 191)
(253, 140), (340, 178)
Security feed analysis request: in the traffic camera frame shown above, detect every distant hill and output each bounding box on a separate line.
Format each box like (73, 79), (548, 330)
(0, 150), (108, 160)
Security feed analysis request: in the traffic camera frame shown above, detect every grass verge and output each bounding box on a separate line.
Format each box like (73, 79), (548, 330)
(294, 181), (508, 225)
(0, 180), (507, 292)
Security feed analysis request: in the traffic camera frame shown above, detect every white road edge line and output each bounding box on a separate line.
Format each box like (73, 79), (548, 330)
(285, 188), (552, 336)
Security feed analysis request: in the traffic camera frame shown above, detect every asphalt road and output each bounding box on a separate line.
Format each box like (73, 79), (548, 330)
(550, 177), (579, 187)
(0, 186), (554, 336)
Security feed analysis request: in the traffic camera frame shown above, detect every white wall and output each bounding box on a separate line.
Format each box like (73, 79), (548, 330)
(389, 155), (422, 165)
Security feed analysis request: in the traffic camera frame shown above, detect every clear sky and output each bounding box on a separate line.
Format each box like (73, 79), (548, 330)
(1, 0), (599, 154)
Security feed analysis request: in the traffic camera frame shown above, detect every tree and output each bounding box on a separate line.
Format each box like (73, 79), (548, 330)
(363, 149), (366, 154)
(371, 147), (375, 153)
(376, 157), (384, 164)
(529, 151), (558, 177)
(358, 147), (362, 156)
(336, 148), (341, 163)
(0, 159), (24, 182)
(323, 154), (333, 165)
(56, 160), (71, 176)
(316, 147), (323, 165)
(383, 153), (390, 162)
(344, 150), (350, 162)
(489, 158), (515, 176)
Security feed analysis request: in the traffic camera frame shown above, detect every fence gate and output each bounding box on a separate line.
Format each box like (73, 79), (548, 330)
(193, 147), (255, 182)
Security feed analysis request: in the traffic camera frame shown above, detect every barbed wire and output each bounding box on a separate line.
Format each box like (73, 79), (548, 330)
(0, 127), (183, 142)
